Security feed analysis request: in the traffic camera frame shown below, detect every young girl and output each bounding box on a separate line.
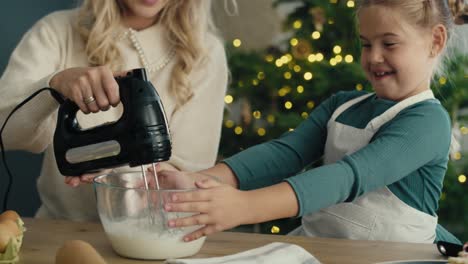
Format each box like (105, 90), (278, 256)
(0, 0), (228, 220)
(160, 0), (466, 244)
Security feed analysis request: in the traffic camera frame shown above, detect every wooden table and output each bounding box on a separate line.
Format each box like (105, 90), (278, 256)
(18, 218), (445, 264)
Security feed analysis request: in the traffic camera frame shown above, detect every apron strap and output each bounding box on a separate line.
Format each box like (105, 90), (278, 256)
(329, 93), (374, 122)
(366, 89), (436, 131)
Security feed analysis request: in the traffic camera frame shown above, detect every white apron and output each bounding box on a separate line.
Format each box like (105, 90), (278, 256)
(290, 90), (438, 243)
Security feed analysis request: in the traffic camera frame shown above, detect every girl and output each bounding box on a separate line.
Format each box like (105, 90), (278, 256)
(0, 0), (228, 220)
(160, 0), (466, 244)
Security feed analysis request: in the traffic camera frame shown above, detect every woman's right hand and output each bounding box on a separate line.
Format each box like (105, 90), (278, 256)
(49, 66), (124, 114)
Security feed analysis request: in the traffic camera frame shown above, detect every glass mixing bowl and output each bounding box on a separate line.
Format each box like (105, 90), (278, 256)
(94, 171), (206, 260)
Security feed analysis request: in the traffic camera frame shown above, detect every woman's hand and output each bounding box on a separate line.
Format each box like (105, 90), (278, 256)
(164, 177), (251, 242)
(50, 66), (125, 114)
(64, 169), (112, 187)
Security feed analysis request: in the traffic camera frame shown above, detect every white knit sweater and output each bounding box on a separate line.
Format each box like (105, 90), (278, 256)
(0, 10), (228, 220)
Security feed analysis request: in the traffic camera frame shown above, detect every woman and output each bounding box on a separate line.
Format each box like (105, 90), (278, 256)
(0, 0), (228, 221)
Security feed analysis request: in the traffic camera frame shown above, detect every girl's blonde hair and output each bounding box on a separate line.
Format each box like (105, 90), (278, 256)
(75, 0), (217, 107)
(356, 0), (468, 76)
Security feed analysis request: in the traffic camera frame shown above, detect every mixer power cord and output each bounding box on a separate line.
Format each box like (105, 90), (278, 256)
(0, 87), (64, 212)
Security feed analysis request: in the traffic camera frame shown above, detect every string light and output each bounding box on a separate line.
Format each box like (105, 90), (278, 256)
(257, 128), (266, 136)
(330, 0), (338, 3)
(224, 95), (234, 104)
(225, 120), (234, 128)
(293, 20), (302, 29)
(284, 72), (292, 79)
(439, 77), (447, 85)
(285, 101), (293, 109)
(335, 55), (343, 63)
(267, 115), (275, 124)
(307, 101), (315, 109)
(265, 55), (274, 62)
(345, 54), (354, 63)
(333, 45), (342, 54)
(311, 31), (321, 39)
(257, 72), (265, 80)
(304, 72), (313, 80)
(356, 84), (363, 91)
(308, 54), (317, 62)
(233, 39), (242, 47)
(293, 65), (301, 72)
(330, 58), (337, 66)
(253, 111), (261, 119)
(301, 112), (309, 119)
(316, 53), (324, 61)
(459, 174), (467, 183)
(453, 152), (462, 160)
(252, 79), (259, 86)
(347, 0), (355, 7)
(290, 38), (299, 46)
(297, 85), (304, 93)
(234, 126), (243, 135)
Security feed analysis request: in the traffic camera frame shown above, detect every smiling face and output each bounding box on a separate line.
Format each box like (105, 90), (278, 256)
(119, 0), (169, 30)
(358, 6), (436, 101)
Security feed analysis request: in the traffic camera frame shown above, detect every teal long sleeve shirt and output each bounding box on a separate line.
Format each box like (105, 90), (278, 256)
(224, 90), (458, 243)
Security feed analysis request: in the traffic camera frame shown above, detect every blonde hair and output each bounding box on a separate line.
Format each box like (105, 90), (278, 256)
(75, 0), (217, 107)
(357, 0), (468, 76)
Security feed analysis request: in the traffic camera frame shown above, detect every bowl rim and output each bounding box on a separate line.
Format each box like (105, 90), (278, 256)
(93, 171), (196, 192)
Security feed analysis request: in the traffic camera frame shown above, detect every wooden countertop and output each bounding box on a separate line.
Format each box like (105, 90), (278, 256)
(17, 218), (445, 263)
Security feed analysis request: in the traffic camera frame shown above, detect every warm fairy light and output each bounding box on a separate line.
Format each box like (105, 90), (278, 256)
(257, 128), (266, 136)
(356, 84), (363, 91)
(454, 152), (462, 160)
(257, 71), (265, 80)
(284, 72), (292, 79)
(328, 19), (334, 24)
(234, 126), (243, 135)
(289, 128), (295, 131)
(311, 31), (321, 39)
(267, 114), (275, 124)
(293, 20), (302, 29)
(297, 85), (304, 93)
(459, 174), (467, 183)
(293, 65), (301, 72)
(285, 54), (293, 62)
(335, 55), (343, 63)
(461, 126), (468, 135)
(278, 86), (291, 97)
(304, 72), (313, 80)
(301, 112), (309, 119)
(333, 45), (342, 54)
(275, 59), (283, 67)
(290, 38), (299, 46)
(225, 120), (234, 128)
(271, 225), (280, 233)
(224, 95), (234, 104)
(347, 0), (355, 7)
(345, 54), (354, 63)
(252, 79), (259, 86)
(233, 39), (242, 47)
(308, 54), (317, 62)
(316, 53), (324, 61)
(265, 54), (274, 62)
(439, 77), (447, 85)
(330, 58), (337, 66)
(253, 110), (261, 119)
(285, 101), (293, 109)
(307, 101), (315, 109)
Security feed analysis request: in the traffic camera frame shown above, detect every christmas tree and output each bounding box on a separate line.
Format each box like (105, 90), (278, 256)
(219, 0), (468, 240)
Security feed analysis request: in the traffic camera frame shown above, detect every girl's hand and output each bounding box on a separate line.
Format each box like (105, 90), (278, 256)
(164, 177), (251, 242)
(50, 66), (126, 114)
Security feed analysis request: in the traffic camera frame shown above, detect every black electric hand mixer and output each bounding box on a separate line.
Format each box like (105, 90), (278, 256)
(53, 68), (171, 216)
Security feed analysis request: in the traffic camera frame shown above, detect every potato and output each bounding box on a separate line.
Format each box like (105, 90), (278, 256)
(55, 240), (106, 264)
(0, 211), (20, 223)
(0, 228), (14, 253)
(0, 220), (21, 237)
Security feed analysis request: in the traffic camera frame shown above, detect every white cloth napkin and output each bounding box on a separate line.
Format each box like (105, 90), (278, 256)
(164, 242), (321, 264)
